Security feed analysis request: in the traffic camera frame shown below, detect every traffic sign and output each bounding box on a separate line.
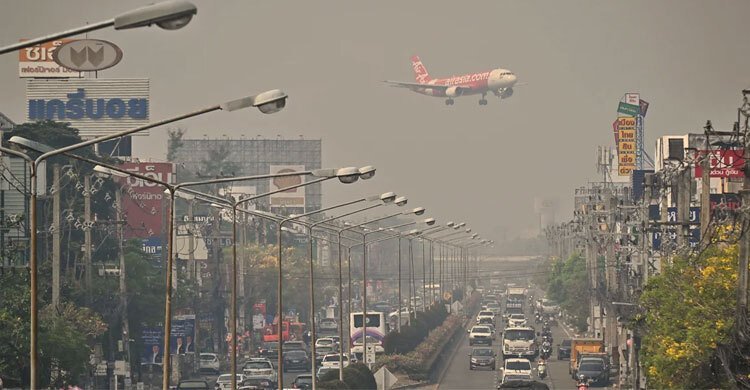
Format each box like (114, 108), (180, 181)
(365, 344), (376, 364)
(374, 366), (398, 389)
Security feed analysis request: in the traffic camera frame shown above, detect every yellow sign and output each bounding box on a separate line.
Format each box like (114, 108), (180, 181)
(619, 166), (634, 175)
(443, 292), (452, 301)
(618, 129), (636, 141)
(618, 141), (636, 153)
(617, 116), (638, 176)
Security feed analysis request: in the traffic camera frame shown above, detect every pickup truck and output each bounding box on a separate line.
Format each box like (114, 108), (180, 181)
(468, 325), (493, 346)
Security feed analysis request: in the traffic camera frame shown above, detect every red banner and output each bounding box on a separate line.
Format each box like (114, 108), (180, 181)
(694, 149), (745, 178)
(117, 162), (175, 239)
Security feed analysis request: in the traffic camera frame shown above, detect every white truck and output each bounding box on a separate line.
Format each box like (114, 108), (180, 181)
(505, 287), (526, 310)
(502, 327), (537, 360)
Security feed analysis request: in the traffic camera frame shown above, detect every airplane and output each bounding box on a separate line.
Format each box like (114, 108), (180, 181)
(383, 55), (519, 106)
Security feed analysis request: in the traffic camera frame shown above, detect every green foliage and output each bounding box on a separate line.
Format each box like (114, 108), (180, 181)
(383, 304), (448, 354)
(546, 252), (588, 332)
(639, 244), (737, 389)
(166, 127), (186, 162)
(317, 364), (376, 389)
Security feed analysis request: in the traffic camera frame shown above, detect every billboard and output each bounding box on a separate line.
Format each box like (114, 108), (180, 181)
(269, 165), (306, 208)
(617, 117), (637, 176)
(117, 162), (175, 239)
(26, 78), (149, 139)
(140, 327), (164, 364)
(18, 39), (79, 78)
(171, 315), (196, 354)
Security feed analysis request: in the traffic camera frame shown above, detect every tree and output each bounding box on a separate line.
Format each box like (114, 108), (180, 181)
(546, 252), (588, 332)
(639, 244), (738, 388)
(166, 127), (186, 162)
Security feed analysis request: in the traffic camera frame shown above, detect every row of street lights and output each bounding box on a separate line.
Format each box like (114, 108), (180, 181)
(0, 3), (492, 389)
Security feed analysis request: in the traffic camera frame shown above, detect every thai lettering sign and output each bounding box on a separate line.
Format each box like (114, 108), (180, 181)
(18, 39), (79, 78)
(116, 162), (175, 240)
(26, 79), (149, 138)
(617, 116), (637, 176)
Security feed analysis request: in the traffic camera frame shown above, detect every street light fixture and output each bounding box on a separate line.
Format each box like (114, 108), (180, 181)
(0, 0), (198, 55)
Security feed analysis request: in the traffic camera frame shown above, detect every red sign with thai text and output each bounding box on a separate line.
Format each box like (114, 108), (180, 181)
(694, 149), (745, 178)
(117, 162), (175, 239)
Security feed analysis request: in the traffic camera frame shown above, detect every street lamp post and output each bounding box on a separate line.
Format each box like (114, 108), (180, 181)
(274, 167), (374, 389)
(6, 90), (287, 388)
(0, 0), (197, 55)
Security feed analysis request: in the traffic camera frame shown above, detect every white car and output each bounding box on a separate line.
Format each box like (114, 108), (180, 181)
(215, 374), (246, 390)
(468, 326), (493, 346)
(476, 310), (495, 323)
(319, 318), (338, 332)
(242, 358), (277, 384)
(199, 353), (220, 374)
(315, 337), (338, 349)
(503, 358), (533, 377)
(321, 353), (350, 368)
(507, 314), (527, 327)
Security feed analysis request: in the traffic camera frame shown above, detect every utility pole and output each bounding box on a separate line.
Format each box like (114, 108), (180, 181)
(700, 126), (711, 238)
(52, 164), (61, 308)
(738, 93), (750, 322)
(116, 188), (130, 376)
(85, 175), (92, 305)
(676, 167), (691, 249)
(188, 201), (195, 280)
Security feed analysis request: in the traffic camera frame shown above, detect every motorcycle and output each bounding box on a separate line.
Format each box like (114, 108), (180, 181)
(537, 361), (547, 379)
(540, 341), (552, 359)
(577, 374), (591, 390)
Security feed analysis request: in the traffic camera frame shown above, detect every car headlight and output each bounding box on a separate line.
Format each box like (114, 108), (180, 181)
(471, 358), (478, 363)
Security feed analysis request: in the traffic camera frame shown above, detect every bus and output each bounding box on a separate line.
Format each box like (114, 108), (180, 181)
(349, 312), (387, 358)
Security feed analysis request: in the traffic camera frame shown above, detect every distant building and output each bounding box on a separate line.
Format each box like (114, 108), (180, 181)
(170, 137), (322, 215)
(0, 111), (30, 266)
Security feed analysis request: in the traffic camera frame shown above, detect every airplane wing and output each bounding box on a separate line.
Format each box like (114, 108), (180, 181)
(382, 80), (451, 91)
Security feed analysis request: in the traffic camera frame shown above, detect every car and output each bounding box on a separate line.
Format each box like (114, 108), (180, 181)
(321, 353), (350, 368)
(468, 326), (493, 346)
(291, 374), (313, 389)
(282, 350), (310, 372)
(315, 337), (338, 350)
(485, 301), (502, 315)
(242, 358), (277, 385)
(476, 310), (495, 323)
(238, 378), (274, 390)
(575, 357), (609, 385)
(284, 340), (308, 354)
(500, 373), (533, 385)
(503, 358), (533, 376)
(177, 380), (210, 390)
(314, 346), (336, 365)
(316, 366), (339, 381)
(328, 335), (341, 346)
(318, 318), (338, 332)
(371, 301), (392, 313)
(215, 374), (246, 390)
(558, 339), (572, 360)
(468, 347), (496, 370)
(507, 314), (527, 327)
(477, 317), (495, 328)
(257, 342), (279, 364)
(199, 353), (220, 374)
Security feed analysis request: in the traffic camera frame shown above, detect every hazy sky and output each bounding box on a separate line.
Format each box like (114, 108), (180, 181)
(2, 0), (750, 240)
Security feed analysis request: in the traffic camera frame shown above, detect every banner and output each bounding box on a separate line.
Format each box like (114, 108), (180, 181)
(171, 315), (196, 355)
(617, 102), (640, 117)
(693, 149), (745, 178)
(617, 117), (637, 176)
(141, 327), (164, 364)
(117, 162), (175, 239)
(18, 39), (79, 78)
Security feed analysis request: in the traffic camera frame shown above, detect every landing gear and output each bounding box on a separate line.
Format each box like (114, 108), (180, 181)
(445, 98), (454, 105)
(479, 93), (487, 105)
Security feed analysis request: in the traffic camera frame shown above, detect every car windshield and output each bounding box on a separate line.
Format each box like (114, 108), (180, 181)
(506, 307), (523, 314)
(245, 362), (271, 369)
(506, 360), (531, 371)
(473, 348), (494, 356)
(285, 351), (306, 358)
(473, 327), (490, 333)
(579, 362), (604, 371)
(199, 355), (215, 361)
(479, 311), (493, 316)
(317, 347), (333, 353)
(324, 354), (347, 361)
(504, 330), (535, 340)
(218, 374), (243, 381)
(317, 339), (333, 345)
(510, 314), (525, 319)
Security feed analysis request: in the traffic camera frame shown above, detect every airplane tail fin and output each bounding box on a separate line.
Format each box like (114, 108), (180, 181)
(411, 55), (431, 84)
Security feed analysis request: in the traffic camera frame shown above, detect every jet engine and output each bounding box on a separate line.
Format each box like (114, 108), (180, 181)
(500, 88), (514, 99)
(445, 86), (464, 97)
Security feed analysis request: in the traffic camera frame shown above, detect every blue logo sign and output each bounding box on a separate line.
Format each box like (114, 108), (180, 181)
(28, 88), (148, 121)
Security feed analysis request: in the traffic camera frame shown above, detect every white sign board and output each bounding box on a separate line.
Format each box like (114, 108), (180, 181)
(114, 359), (127, 375)
(625, 93), (640, 106)
(375, 366), (398, 390)
(269, 165), (306, 208)
(365, 344), (376, 364)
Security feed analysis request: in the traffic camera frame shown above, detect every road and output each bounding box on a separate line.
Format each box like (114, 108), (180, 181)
(437, 290), (614, 389)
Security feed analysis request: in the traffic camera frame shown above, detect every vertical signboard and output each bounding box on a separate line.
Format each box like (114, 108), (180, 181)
(141, 327), (164, 364)
(171, 314), (196, 354)
(617, 117), (637, 176)
(269, 165), (306, 209)
(117, 162), (175, 240)
(18, 39), (79, 78)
